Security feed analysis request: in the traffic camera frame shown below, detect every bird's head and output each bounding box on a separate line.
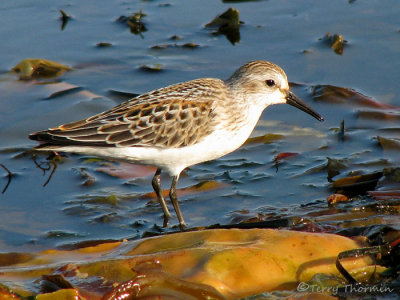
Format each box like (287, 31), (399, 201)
(227, 60), (323, 122)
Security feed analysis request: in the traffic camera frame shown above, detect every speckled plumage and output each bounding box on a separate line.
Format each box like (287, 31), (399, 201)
(30, 60), (323, 228)
(32, 79), (224, 149)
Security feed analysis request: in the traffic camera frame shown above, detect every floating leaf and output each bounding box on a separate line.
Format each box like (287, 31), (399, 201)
(205, 7), (242, 45)
(12, 58), (72, 80)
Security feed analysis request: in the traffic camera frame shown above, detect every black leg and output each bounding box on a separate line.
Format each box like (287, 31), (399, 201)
(151, 168), (172, 226)
(169, 174), (187, 230)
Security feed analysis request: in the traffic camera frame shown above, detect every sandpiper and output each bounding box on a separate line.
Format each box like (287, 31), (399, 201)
(30, 60), (323, 229)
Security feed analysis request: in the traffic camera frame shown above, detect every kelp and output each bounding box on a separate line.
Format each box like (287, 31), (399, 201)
(311, 85), (397, 109)
(245, 133), (284, 145)
(205, 8), (242, 45)
(151, 42), (200, 49)
(59, 9), (72, 31)
(31, 151), (64, 187)
(332, 172), (383, 196)
(139, 64), (163, 72)
(378, 136), (400, 151)
(320, 32), (347, 55)
(0, 163), (12, 193)
(0, 229), (374, 299)
(12, 58), (72, 80)
(3, 61), (400, 298)
(96, 42), (112, 48)
(327, 193), (349, 205)
(73, 167), (96, 187)
(140, 180), (228, 200)
(116, 11), (147, 36)
(103, 262), (225, 300)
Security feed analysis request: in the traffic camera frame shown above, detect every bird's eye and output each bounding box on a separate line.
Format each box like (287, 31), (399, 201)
(265, 79), (275, 87)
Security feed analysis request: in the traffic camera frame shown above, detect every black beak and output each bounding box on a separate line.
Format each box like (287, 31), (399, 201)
(286, 91), (324, 122)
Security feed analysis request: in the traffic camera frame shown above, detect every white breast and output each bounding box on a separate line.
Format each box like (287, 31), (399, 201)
(120, 102), (265, 175)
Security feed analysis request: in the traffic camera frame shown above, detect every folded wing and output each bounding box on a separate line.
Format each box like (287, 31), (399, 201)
(30, 80), (220, 149)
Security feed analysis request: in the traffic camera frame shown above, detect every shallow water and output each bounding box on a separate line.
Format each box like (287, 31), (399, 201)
(0, 0), (399, 251)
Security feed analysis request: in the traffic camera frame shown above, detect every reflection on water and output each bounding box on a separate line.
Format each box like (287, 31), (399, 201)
(0, 0), (399, 250)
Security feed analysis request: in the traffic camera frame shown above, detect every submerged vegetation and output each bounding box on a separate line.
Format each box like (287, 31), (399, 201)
(0, 0), (399, 298)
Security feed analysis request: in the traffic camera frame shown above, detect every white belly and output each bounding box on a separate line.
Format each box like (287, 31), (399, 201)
(38, 105), (265, 176)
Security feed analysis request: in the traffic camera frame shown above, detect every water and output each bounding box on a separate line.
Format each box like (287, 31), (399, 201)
(0, 0), (399, 251)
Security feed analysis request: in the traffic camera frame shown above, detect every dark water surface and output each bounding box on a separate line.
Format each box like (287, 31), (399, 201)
(0, 0), (399, 251)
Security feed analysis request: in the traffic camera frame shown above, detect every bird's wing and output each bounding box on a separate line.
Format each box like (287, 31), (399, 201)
(30, 79), (222, 148)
